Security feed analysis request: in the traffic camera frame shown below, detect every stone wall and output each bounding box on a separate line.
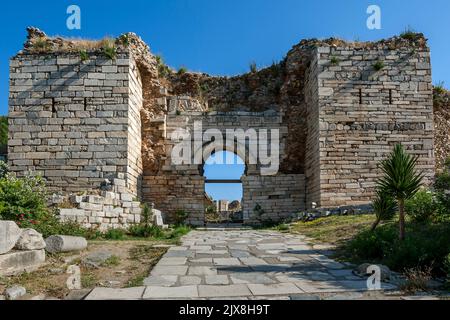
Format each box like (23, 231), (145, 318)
(304, 50), (321, 207)
(8, 28), (436, 227)
(242, 174), (306, 223)
(307, 43), (435, 207)
(55, 175), (142, 231)
(141, 109), (290, 225)
(8, 50), (141, 196)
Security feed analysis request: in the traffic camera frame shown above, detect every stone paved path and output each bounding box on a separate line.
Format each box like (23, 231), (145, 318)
(85, 230), (397, 300)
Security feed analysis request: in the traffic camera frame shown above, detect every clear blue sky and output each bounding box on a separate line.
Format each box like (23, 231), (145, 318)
(1, 0), (450, 115)
(204, 151), (245, 201)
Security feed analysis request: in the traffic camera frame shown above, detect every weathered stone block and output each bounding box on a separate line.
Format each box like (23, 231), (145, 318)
(45, 235), (87, 253)
(0, 221), (22, 255)
(0, 250), (46, 276)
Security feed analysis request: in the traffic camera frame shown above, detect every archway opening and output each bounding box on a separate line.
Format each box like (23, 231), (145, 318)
(203, 151), (245, 223)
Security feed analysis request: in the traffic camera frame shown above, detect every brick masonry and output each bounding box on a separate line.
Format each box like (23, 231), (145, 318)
(8, 29), (435, 227)
(305, 45), (435, 207)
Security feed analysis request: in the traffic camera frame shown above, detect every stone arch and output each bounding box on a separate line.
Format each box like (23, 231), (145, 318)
(193, 138), (258, 175)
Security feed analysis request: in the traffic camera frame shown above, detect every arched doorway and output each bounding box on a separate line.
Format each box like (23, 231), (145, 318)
(203, 151), (245, 224)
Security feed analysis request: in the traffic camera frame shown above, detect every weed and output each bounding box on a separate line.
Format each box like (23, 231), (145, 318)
(400, 26), (418, 40)
(79, 50), (89, 62)
(31, 37), (51, 53)
(102, 255), (121, 267)
(249, 61), (257, 73)
(400, 266), (433, 293)
(330, 56), (340, 65)
(177, 66), (187, 75)
(81, 272), (98, 288)
(104, 228), (125, 240)
(373, 61), (385, 71)
(100, 38), (117, 60)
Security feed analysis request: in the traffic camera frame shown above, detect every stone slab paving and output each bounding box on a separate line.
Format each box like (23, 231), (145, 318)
(85, 230), (398, 300)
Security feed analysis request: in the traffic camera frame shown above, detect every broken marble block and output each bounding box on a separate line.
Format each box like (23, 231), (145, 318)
(45, 235), (87, 253)
(0, 250), (46, 276)
(152, 209), (168, 229)
(15, 229), (46, 251)
(0, 221), (22, 255)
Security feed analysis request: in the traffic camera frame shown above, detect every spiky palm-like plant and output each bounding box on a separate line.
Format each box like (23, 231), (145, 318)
(377, 144), (424, 240)
(371, 189), (397, 231)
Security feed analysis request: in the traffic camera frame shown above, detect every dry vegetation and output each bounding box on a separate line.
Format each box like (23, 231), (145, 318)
(290, 214), (376, 245)
(27, 36), (118, 54)
(0, 240), (168, 299)
(434, 85), (450, 170)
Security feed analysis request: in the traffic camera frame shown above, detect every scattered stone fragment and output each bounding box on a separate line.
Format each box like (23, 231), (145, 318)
(15, 228), (46, 250)
(4, 286), (27, 300)
(45, 235), (87, 253)
(355, 263), (391, 281)
(64, 289), (92, 301)
(0, 249), (46, 276)
(81, 251), (113, 268)
(0, 221), (22, 255)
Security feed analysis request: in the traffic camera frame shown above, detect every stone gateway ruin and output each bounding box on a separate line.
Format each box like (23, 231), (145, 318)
(8, 28), (435, 229)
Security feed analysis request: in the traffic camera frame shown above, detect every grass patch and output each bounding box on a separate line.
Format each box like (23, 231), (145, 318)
(340, 221), (450, 275)
(101, 255), (121, 267)
(400, 26), (420, 40)
(126, 274), (146, 288)
(0, 270), (69, 298)
(125, 246), (168, 287)
(290, 214), (376, 245)
(100, 38), (117, 60)
(81, 272), (98, 288)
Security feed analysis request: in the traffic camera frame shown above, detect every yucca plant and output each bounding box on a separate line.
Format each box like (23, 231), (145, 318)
(377, 144), (424, 240)
(371, 188), (397, 231)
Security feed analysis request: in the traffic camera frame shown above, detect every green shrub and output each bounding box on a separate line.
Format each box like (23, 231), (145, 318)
(104, 228), (125, 240)
(177, 67), (187, 75)
(0, 116), (7, 147)
(0, 160), (8, 179)
(276, 224), (290, 231)
(21, 212), (89, 239)
(434, 165), (450, 221)
(100, 39), (117, 60)
(102, 255), (121, 267)
(371, 189), (397, 231)
(330, 56), (340, 65)
(79, 50), (89, 62)
(117, 34), (130, 47)
(128, 224), (164, 238)
(31, 37), (51, 52)
(434, 81), (446, 95)
(156, 55), (172, 78)
(444, 254), (450, 283)
(174, 209), (188, 226)
(400, 266), (433, 292)
(0, 173), (48, 223)
(373, 61), (385, 71)
(344, 222), (450, 275)
(400, 26), (419, 40)
(405, 189), (437, 223)
(141, 203), (152, 226)
(249, 61), (257, 73)
(169, 225), (191, 239)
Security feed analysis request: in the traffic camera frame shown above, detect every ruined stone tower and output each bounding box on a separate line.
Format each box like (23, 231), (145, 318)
(8, 28), (435, 228)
